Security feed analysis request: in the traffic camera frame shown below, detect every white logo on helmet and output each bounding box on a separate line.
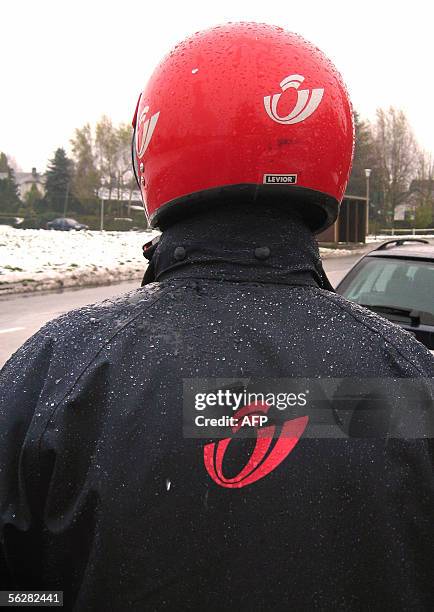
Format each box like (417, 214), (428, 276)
(263, 74), (324, 125)
(136, 106), (160, 157)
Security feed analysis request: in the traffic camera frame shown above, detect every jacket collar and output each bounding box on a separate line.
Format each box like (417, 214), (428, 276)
(142, 203), (333, 290)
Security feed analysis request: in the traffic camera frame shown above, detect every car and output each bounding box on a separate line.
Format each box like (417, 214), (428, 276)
(46, 217), (89, 231)
(336, 238), (434, 351)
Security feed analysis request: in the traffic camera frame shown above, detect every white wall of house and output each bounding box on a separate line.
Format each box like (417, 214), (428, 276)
(18, 180), (44, 199)
(15, 169), (45, 199)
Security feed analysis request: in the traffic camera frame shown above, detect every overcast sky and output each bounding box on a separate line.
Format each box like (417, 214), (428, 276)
(2, 0), (433, 171)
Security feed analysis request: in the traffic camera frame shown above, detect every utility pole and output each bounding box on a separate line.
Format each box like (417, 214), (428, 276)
(100, 197), (104, 231)
(99, 178), (105, 231)
(365, 169), (371, 238)
(63, 182), (70, 217)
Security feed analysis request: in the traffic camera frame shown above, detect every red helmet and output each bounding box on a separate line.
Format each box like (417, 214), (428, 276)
(132, 22), (354, 233)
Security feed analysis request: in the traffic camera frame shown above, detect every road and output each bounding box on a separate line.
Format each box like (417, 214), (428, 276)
(0, 254), (361, 367)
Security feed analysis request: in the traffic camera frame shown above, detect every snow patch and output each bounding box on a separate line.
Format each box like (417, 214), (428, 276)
(0, 226), (158, 295)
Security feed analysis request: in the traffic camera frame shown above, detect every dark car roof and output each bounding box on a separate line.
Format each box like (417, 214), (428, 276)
(366, 240), (434, 261)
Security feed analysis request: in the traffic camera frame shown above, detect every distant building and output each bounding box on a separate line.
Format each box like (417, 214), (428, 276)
(409, 179), (434, 197)
(15, 167), (45, 199)
(393, 202), (409, 221)
(394, 180), (434, 221)
(97, 186), (142, 202)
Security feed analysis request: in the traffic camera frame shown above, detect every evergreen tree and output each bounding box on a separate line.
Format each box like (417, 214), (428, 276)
(347, 112), (376, 197)
(19, 183), (43, 216)
(44, 148), (74, 214)
(0, 152), (21, 212)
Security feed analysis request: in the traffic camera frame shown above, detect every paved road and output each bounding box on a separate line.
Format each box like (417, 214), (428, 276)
(0, 254), (361, 367)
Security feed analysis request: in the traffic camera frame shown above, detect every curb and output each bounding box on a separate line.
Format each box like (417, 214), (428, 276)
(0, 269), (144, 297)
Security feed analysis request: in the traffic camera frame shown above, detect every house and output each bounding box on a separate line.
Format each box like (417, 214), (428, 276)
(15, 167), (45, 199)
(393, 202), (408, 221)
(409, 179), (434, 197)
(393, 180), (434, 221)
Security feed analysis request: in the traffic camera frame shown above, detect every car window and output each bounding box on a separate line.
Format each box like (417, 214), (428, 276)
(340, 257), (434, 316)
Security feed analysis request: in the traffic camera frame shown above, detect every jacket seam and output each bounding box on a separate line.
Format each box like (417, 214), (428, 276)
(36, 285), (174, 463)
(156, 275), (320, 288)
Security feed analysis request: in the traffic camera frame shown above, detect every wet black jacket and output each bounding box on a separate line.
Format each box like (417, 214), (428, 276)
(1, 206), (434, 611)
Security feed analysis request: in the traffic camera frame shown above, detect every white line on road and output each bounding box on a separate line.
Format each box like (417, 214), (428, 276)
(0, 327), (25, 334)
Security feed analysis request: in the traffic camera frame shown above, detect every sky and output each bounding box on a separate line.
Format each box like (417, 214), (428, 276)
(2, 0), (433, 171)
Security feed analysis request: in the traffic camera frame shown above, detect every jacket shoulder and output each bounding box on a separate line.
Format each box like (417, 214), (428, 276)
(316, 289), (434, 377)
(1, 283), (169, 383)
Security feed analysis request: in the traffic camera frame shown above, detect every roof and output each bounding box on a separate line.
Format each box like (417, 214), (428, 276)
(367, 240), (434, 261)
(15, 172), (44, 186)
(409, 179), (434, 195)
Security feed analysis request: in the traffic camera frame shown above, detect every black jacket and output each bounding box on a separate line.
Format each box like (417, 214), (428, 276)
(1, 205), (433, 611)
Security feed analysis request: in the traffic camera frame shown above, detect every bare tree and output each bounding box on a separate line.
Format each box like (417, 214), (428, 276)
(71, 118), (135, 217)
(114, 123), (134, 204)
(70, 124), (100, 204)
(374, 107), (420, 219)
(95, 116), (118, 200)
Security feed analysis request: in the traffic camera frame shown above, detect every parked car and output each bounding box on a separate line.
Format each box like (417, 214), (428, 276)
(46, 217), (89, 231)
(336, 239), (434, 351)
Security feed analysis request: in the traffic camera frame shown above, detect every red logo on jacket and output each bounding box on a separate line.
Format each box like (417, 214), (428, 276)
(203, 402), (308, 488)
